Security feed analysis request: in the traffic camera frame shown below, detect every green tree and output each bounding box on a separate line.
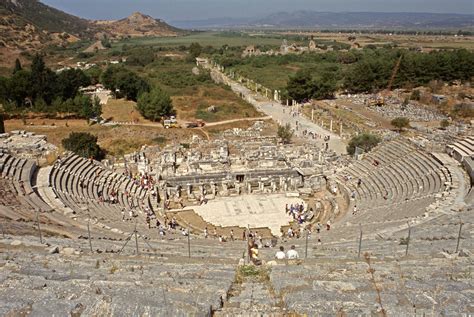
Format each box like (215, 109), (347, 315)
(0, 113), (4, 134)
(62, 132), (105, 160)
(286, 70), (337, 102)
(92, 96), (102, 119)
(0, 77), (9, 102)
(75, 94), (95, 119)
(136, 87), (174, 121)
(286, 70), (314, 102)
(277, 123), (294, 144)
(57, 68), (91, 100)
(125, 48), (155, 66)
(189, 42), (202, 58)
(410, 89), (421, 101)
(391, 117), (410, 132)
(8, 70), (32, 106)
(101, 66), (149, 101)
(30, 53), (58, 104)
(101, 36), (112, 48)
(347, 133), (381, 155)
(13, 58), (22, 74)
(85, 66), (102, 85)
(312, 75), (337, 100)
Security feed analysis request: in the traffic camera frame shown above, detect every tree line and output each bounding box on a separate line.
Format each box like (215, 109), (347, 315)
(284, 48), (474, 101)
(0, 54), (101, 118)
(0, 54), (175, 122)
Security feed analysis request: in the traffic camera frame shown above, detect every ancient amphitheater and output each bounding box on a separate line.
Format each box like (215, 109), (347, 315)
(0, 128), (473, 316)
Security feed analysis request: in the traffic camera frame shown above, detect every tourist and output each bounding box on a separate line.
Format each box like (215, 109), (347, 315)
(352, 205), (358, 215)
(326, 220), (331, 231)
(178, 197), (185, 208)
(286, 245), (299, 259)
(316, 222), (322, 233)
(275, 246), (286, 259)
(230, 229), (234, 241)
(249, 242), (262, 265)
(159, 225), (166, 237)
(287, 227), (294, 238)
(204, 227), (208, 238)
(146, 215), (151, 229)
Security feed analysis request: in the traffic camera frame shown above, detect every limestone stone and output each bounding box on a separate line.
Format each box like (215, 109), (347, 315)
(60, 247), (76, 255)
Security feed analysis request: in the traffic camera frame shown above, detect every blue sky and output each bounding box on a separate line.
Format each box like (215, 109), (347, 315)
(42, 0), (474, 21)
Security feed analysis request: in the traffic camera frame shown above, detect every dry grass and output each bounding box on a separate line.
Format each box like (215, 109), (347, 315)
(5, 118), (207, 156)
(172, 86), (262, 123)
(102, 99), (151, 123)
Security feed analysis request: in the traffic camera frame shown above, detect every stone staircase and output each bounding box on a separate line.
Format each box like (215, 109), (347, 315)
(214, 266), (287, 317)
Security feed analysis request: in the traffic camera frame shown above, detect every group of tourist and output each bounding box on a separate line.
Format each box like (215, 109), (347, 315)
(285, 202), (312, 225)
(249, 244), (300, 266)
(274, 245), (299, 260)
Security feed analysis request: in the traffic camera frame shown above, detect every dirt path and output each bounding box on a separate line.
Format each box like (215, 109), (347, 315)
(204, 116), (271, 127)
(105, 116), (271, 129)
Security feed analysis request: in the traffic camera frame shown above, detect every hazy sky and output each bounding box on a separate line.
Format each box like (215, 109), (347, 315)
(42, 0), (474, 21)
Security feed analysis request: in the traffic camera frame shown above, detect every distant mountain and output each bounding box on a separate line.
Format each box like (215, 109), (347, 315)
(0, 0), (181, 55)
(174, 11), (474, 30)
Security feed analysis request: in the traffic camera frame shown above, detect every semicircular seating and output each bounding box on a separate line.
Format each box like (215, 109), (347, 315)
(49, 153), (158, 235)
(336, 138), (453, 225)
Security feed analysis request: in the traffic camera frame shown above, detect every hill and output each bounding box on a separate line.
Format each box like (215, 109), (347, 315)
(93, 12), (180, 39)
(0, 0), (181, 62)
(0, 0), (92, 51)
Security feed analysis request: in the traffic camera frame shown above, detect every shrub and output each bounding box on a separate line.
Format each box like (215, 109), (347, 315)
(391, 117), (410, 132)
(277, 123), (294, 144)
(410, 90), (421, 101)
(62, 132), (105, 160)
(440, 119), (450, 129)
(347, 133), (381, 155)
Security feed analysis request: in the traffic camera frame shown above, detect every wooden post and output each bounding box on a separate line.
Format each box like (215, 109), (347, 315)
(305, 229), (309, 259)
(35, 209), (43, 244)
(187, 226), (191, 258)
(405, 221), (411, 256)
(246, 225), (250, 264)
(455, 221), (464, 253)
(357, 224), (362, 258)
(87, 218), (93, 253)
(134, 221), (139, 255)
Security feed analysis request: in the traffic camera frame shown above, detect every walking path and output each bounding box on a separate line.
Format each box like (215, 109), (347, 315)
(207, 62), (347, 154)
(103, 116), (271, 128)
